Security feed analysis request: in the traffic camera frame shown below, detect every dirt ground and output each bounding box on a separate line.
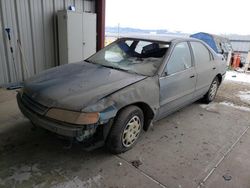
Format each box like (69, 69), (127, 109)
(0, 79), (250, 188)
(216, 80), (250, 107)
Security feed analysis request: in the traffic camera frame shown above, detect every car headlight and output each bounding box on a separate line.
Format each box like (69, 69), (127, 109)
(46, 108), (99, 125)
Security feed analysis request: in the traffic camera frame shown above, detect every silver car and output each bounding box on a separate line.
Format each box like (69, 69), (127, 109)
(17, 36), (227, 153)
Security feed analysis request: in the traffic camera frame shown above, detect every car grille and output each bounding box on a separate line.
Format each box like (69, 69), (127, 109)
(21, 93), (48, 115)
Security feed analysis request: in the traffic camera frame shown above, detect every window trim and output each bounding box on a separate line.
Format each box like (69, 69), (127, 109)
(159, 66), (195, 80)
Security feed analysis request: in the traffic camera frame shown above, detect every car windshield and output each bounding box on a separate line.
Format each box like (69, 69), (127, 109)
(87, 38), (170, 76)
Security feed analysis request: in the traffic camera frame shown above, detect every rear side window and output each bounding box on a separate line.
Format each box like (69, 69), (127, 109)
(190, 42), (211, 66)
(166, 42), (192, 75)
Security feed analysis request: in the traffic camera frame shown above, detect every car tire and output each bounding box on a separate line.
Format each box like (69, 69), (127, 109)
(106, 105), (144, 154)
(203, 77), (219, 104)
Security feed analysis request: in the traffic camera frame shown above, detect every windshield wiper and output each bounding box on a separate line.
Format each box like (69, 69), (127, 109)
(86, 61), (142, 75)
(102, 65), (143, 76)
(85, 59), (93, 64)
(102, 65), (128, 72)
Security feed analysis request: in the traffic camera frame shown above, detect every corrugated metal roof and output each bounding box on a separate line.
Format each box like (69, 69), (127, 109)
(0, 0), (95, 85)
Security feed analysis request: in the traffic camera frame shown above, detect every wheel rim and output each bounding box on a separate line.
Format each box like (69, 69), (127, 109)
(122, 115), (141, 148)
(209, 80), (218, 100)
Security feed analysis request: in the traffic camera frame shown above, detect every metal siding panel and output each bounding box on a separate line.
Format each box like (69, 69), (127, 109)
(0, 0), (95, 85)
(10, 0), (24, 81)
(0, 0), (10, 84)
(30, 0), (46, 73)
(54, 0), (65, 11)
(0, 20), (8, 84)
(1, 0), (16, 83)
(42, 0), (55, 69)
(53, 0), (66, 66)
(16, 0), (36, 76)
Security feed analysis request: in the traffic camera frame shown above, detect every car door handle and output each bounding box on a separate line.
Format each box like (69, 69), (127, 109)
(212, 67), (216, 70)
(190, 75), (195, 78)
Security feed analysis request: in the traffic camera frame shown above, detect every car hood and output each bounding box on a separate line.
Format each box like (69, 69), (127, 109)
(23, 61), (146, 111)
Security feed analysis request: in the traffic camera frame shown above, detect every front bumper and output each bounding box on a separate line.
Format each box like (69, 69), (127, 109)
(17, 93), (97, 138)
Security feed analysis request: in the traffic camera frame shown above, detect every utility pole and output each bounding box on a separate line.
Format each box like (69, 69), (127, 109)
(117, 23), (120, 38)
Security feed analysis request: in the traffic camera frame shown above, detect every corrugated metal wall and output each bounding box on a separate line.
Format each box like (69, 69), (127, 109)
(0, 0), (95, 85)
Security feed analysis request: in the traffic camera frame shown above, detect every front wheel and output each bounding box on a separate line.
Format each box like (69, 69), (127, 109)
(203, 77), (219, 103)
(106, 106), (144, 154)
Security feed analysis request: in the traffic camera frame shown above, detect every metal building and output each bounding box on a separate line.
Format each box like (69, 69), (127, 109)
(0, 0), (105, 85)
(227, 35), (250, 59)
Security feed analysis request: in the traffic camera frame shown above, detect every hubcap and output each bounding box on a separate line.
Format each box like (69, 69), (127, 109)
(122, 115), (141, 147)
(209, 80), (218, 100)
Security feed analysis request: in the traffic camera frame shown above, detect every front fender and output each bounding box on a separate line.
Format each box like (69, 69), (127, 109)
(82, 76), (160, 124)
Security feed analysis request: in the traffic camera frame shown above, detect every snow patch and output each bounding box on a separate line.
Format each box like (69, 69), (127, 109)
(225, 71), (250, 84)
(51, 175), (103, 188)
(219, 101), (250, 112)
(200, 103), (217, 111)
(200, 101), (250, 112)
(238, 91), (250, 104)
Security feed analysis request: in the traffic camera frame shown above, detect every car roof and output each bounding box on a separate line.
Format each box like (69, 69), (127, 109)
(119, 34), (201, 43)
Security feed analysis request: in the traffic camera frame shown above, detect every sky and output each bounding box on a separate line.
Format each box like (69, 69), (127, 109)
(106, 0), (250, 35)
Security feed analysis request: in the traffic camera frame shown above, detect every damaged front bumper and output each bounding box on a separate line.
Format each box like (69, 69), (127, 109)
(16, 93), (103, 140)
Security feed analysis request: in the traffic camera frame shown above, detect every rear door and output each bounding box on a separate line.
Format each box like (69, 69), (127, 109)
(190, 42), (217, 98)
(158, 42), (196, 119)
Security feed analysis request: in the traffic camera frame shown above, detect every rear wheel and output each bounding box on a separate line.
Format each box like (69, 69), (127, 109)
(203, 77), (219, 103)
(106, 106), (144, 154)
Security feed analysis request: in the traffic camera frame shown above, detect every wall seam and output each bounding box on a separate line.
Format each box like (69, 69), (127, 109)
(41, 0), (47, 69)
(28, 0), (37, 74)
(14, 0), (24, 80)
(0, 0), (11, 82)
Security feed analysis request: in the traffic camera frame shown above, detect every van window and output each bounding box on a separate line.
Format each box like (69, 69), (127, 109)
(166, 42), (192, 75)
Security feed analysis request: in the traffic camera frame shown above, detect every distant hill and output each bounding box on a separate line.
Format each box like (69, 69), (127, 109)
(106, 26), (177, 35)
(106, 27), (250, 40)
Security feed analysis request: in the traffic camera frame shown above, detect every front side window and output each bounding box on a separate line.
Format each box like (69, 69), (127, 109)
(166, 42), (192, 75)
(87, 39), (170, 76)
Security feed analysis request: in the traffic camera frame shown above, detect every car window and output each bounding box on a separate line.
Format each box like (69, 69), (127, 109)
(87, 39), (170, 76)
(190, 42), (211, 66)
(104, 44), (126, 63)
(125, 40), (133, 47)
(166, 42), (192, 75)
(135, 41), (152, 53)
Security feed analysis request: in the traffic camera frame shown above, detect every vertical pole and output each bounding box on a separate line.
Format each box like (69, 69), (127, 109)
(118, 23), (120, 38)
(96, 0), (105, 50)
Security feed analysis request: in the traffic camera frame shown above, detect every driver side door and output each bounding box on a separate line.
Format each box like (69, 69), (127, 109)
(157, 42), (197, 119)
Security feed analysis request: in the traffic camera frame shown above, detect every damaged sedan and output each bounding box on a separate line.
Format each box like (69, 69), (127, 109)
(17, 36), (227, 153)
